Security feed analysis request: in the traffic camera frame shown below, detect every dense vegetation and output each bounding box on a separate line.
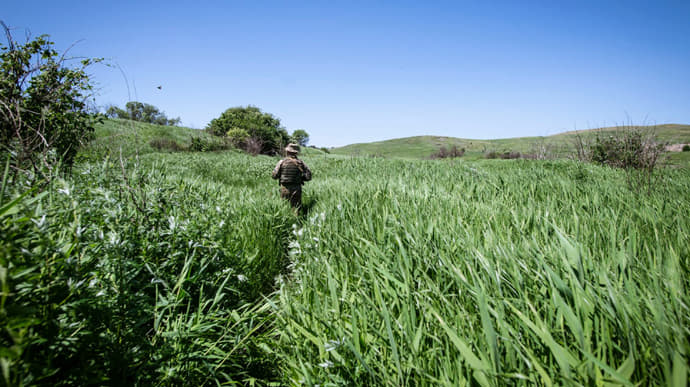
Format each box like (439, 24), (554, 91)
(0, 23), (100, 178)
(206, 105), (290, 155)
(206, 106), (311, 155)
(2, 119), (688, 385)
(1, 151), (294, 385)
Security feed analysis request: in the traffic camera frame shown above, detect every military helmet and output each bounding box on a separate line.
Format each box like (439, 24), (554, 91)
(285, 143), (300, 154)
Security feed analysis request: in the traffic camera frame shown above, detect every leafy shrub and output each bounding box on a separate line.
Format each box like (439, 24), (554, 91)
(0, 22), (101, 180)
(206, 106), (289, 155)
(226, 127), (250, 147)
(188, 136), (231, 152)
(590, 131), (662, 169)
(574, 126), (667, 193)
(149, 137), (182, 151)
(431, 145), (465, 159)
(320, 147), (330, 154)
(484, 150), (523, 160)
(683, 144), (690, 152)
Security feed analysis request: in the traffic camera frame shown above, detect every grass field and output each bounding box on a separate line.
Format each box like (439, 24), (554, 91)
(2, 119), (688, 385)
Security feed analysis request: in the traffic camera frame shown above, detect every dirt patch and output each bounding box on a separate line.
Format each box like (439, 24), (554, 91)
(665, 143), (689, 152)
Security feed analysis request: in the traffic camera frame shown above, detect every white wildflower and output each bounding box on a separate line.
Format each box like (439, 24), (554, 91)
(237, 274), (247, 282)
(57, 187), (71, 196)
(31, 215), (46, 228)
(108, 232), (120, 245)
(318, 360), (333, 368)
(325, 338), (344, 352)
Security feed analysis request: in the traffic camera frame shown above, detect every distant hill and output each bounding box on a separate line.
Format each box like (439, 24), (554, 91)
(331, 124), (690, 160)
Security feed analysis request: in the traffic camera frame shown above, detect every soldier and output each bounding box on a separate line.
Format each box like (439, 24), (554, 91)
(272, 143), (312, 211)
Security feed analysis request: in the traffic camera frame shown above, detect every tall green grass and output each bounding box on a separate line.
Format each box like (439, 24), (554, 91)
(2, 141), (688, 385)
(0, 153), (294, 385)
(277, 158), (689, 385)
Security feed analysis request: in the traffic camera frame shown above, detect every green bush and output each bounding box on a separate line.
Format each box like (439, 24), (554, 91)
(226, 127), (250, 147)
(683, 144), (690, 152)
(431, 145), (465, 159)
(590, 130), (663, 170)
(206, 106), (289, 155)
(0, 23), (100, 179)
(188, 136), (231, 152)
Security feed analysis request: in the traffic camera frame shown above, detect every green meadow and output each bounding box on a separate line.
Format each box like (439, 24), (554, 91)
(2, 119), (689, 385)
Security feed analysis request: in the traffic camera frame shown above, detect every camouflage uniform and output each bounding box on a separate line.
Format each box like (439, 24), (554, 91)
(272, 144), (311, 209)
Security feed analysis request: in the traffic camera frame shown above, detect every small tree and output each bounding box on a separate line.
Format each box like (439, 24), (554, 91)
(0, 21), (101, 181)
(291, 129), (309, 146)
(105, 101), (180, 126)
(206, 106), (289, 155)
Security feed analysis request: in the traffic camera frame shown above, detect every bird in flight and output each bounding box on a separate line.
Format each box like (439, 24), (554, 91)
(157, 85), (162, 90)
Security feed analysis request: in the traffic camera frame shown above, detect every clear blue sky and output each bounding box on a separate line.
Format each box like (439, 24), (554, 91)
(4, 1), (689, 146)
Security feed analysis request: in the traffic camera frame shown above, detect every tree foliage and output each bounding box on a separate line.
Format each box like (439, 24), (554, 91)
(105, 101), (180, 126)
(206, 106), (289, 155)
(0, 22), (100, 180)
(291, 129), (309, 146)
(226, 127), (250, 147)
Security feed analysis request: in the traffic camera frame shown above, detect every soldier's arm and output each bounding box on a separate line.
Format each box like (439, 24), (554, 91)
(272, 160), (283, 179)
(300, 161), (312, 181)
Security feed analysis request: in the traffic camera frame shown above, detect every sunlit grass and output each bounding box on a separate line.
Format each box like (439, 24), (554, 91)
(2, 143), (688, 385)
(277, 157), (690, 385)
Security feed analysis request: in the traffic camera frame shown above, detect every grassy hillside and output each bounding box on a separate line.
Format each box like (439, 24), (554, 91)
(84, 118), (329, 159)
(83, 118), (230, 158)
(3, 120), (689, 385)
(332, 124), (690, 160)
